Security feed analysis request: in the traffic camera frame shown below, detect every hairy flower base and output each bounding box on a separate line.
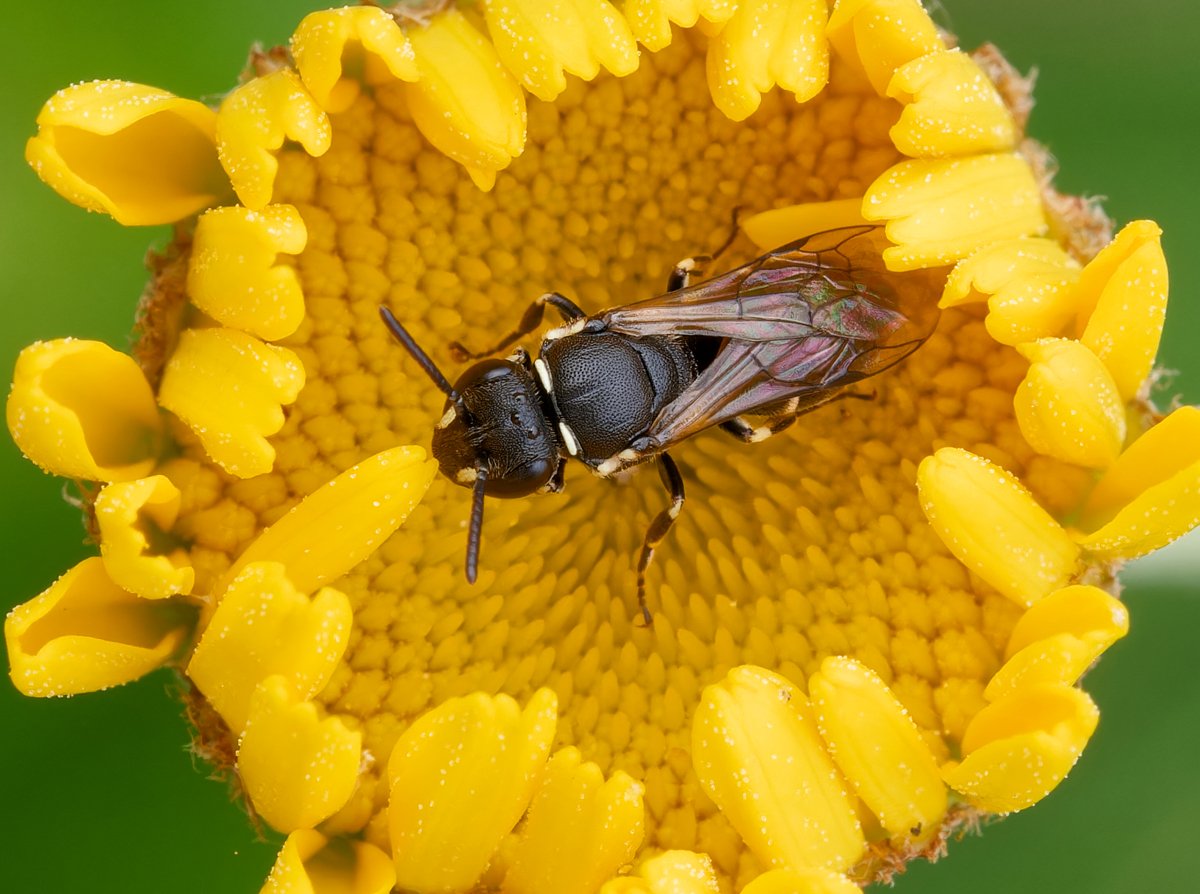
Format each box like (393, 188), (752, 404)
(8, 2), (1193, 893)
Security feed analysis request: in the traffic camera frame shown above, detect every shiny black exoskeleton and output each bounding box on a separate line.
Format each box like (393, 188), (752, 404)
(381, 225), (943, 624)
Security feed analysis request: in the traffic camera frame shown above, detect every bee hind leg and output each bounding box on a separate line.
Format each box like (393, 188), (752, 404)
(719, 402), (803, 444)
(635, 453), (685, 627)
(449, 291), (585, 361)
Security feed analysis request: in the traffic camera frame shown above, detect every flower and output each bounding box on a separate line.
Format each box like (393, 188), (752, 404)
(4, 1), (1195, 892)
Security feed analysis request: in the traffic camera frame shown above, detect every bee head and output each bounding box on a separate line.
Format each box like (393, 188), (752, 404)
(378, 306), (559, 585)
(432, 358), (559, 498)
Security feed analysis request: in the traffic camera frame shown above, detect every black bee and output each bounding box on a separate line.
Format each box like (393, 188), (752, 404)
(381, 225), (941, 623)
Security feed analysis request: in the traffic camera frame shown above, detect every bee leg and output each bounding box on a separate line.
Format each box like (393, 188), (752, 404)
(635, 453), (685, 627)
(668, 208), (746, 291)
(449, 291), (585, 360)
(667, 256), (711, 292)
(720, 399), (804, 444)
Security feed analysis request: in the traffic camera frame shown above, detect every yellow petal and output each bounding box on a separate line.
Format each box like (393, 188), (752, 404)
(945, 684), (1099, 813)
(739, 867), (861, 894)
(157, 328), (305, 478)
(939, 236), (1082, 345)
(888, 50), (1017, 157)
(388, 689), (558, 893)
(1077, 461), (1200, 561)
(692, 665), (865, 873)
(826, 0), (944, 95)
(1076, 220), (1168, 401)
(291, 6), (418, 114)
(641, 851), (720, 893)
(187, 561), (352, 732)
(741, 199), (869, 251)
(5, 557), (191, 697)
(404, 10), (527, 190)
(95, 475), (194, 599)
(807, 656), (946, 841)
(1005, 584), (1129, 660)
(1081, 406), (1200, 533)
(917, 448), (1081, 606)
(187, 204), (308, 341)
(25, 79), (228, 225)
(624, 0), (701, 53)
(1013, 338), (1126, 469)
(484, 0), (639, 102)
(218, 445), (437, 597)
(261, 830), (396, 894)
(7, 338), (162, 481)
(216, 69), (331, 210)
(863, 153), (1047, 271)
(237, 675), (362, 832)
(706, 0), (829, 121)
(504, 747), (645, 894)
(984, 632), (1117, 703)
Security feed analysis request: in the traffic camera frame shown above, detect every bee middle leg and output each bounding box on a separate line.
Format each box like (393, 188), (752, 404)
(721, 390), (877, 444)
(450, 291), (586, 361)
(667, 208), (745, 291)
(635, 453), (685, 627)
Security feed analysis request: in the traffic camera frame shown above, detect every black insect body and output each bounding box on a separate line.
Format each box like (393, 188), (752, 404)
(381, 225), (942, 624)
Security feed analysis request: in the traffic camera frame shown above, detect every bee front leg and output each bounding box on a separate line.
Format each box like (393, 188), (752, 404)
(635, 453), (685, 627)
(449, 291), (586, 361)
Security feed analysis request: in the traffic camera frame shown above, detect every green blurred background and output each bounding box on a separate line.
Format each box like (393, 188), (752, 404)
(1, 2), (1196, 891)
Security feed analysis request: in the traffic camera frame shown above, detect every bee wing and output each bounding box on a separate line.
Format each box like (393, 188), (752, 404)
(600, 226), (943, 449)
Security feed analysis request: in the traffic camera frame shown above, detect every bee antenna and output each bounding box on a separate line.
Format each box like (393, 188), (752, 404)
(379, 306), (462, 403)
(465, 466), (487, 583)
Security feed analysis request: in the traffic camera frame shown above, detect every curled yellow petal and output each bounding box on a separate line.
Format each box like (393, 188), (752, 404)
(237, 675), (362, 832)
(741, 199), (869, 251)
(633, 851), (720, 894)
(404, 9), (527, 190)
(740, 867), (861, 894)
(216, 69), (331, 210)
(1006, 585), (1130, 660)
(1081, 407), (1200, 549)
(261, 830), (396, 894)
(25, 79), (228, 225)
(7, 338), (162, 481)
(187, 561), (352, 732)
(624, 0), (716, 53)
(705, 0), (829, 121)
(692, 665), (865, 873)
(826, 0), (944, 95)
(504, 747), (645, 894)
(157, 328), (305, 478)
(984, 633), (1115, 703)
(863, 153), (1047, 271)
(1079, 404), (1200, 558)
(291, 6), (418, 114)
(484, 0), (639, 102)
(940, 237), (1082, 346)
(1013, 338), (1126, 469)
(807, 656), (946, 842)
(945, 684), (1099, 813)
(917, 448), (1080, 606)
(5, 557), (191, 697)
(1075, 220), (1168, 401)
(388, 689), (558, 893)
(888, 49), (1017, 158)
(95, 475), (194, 599)
(219, 445), (437, 597)
(187, 204), (308, 341)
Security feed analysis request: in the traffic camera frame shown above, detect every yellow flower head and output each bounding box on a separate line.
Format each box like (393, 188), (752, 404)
(6, 2), (1197, 893)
